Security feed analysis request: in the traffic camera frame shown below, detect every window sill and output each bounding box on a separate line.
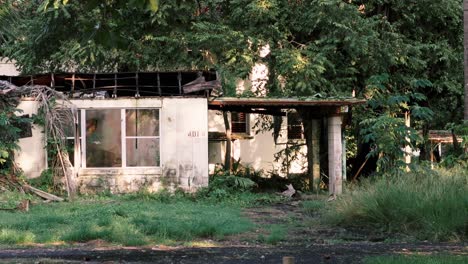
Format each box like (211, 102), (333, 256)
(232, 133), (254, 140)
(208, 132), (253, 141)
(79, 167), (161, 175)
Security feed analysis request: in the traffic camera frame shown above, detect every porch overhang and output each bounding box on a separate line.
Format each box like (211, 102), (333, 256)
(208, 96), (367, 196)
(208, 97), (366, 116)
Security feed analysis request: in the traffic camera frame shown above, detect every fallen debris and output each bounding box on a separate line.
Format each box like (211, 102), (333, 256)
(23, 184), (64, 202)
(281, 184), (296, 198)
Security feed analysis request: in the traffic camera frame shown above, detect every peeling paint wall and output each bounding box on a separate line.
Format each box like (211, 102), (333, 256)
(15, 100), (47, 179)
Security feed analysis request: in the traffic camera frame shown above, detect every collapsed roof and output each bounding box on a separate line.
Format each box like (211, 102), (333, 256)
(0, 71), (219, 98)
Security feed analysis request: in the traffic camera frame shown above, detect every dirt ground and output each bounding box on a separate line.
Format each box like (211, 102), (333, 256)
(0, 201), (466, 263)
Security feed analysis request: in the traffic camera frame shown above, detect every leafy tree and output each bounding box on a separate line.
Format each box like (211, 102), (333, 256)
(1, 0), (465, 177)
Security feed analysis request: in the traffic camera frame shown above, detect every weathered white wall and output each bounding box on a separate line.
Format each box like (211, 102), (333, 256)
(0, 58), (20, 76)
(208, 110), (307, 175)
(16, 97), (208, 193)
(15, 100), (47, 179)
(160, 97), (209, 191)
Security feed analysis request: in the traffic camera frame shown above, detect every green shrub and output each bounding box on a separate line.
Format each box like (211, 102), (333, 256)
(327, 166), (467, 241)
(209, 175), (257, 192)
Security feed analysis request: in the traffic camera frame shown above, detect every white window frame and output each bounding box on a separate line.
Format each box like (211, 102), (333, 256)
(123, 108), (161, 168)
(79, 108), (161, 169)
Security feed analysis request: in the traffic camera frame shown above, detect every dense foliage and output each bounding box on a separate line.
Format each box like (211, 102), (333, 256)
(1, 0), (466, 173)
(0, 106), (29, 174)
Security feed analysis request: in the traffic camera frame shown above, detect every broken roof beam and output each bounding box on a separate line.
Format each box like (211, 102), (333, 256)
(183, 77), (221, 94)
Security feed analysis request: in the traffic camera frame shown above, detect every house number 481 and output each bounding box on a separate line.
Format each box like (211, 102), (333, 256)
(187, 131), (204, 137)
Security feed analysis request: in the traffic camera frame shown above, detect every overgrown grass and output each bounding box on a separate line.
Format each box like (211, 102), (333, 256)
(327, 166), (468, 241)
(301, 200), (325, 216)
(362, 254), (467, 264)
(0, 195), (255, 246)
(0, 190), (31, 210)
(258, 224), (287, 245)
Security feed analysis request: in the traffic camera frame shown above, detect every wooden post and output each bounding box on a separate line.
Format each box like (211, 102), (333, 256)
(50, 73), (55, 88)
(71, 74), (75, 94)
(178, 71), (182, 95)
(112, 73), (117, 98)
(464, 1), (468, 120)
(157, 72), (161, 96)
(311, 119), (321, 192)
(223, 111), (232, 172)
(328, 115), (343, 195)
(135, 72), (140, 97)
(92, 73), (96, 94)
(282, 256), (295, 264)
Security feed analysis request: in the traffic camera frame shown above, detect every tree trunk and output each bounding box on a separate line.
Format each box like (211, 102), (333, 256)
(464, 1), (468, 120)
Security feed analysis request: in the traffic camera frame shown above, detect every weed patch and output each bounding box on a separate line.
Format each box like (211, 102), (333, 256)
(327, 166), (468, 241)
(301, 200), (325, 216)
(258, 225), (287, 245)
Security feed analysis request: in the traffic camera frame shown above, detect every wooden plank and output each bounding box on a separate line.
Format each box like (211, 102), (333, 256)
(23, 184), (64, 202)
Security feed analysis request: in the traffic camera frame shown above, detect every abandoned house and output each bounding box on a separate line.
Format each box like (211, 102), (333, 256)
(1, 61), (365, 195)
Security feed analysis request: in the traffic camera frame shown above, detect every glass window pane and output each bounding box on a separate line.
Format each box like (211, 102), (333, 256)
(59, 110), (80, 138)
(86, 109), (121, 167)
(126, 138), (160, 167)
(126, 109), (159, 136)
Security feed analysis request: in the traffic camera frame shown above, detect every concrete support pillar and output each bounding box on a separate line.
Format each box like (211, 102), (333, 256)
(328, 115), (343, 195)
(311, 119), (321, 192)
(342, 131), (346, 181)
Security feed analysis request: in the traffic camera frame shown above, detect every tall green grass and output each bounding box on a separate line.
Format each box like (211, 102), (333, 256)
(363, 255), (467, 264)
(327, 166), (467, 241)
(0, 199), (253, 246)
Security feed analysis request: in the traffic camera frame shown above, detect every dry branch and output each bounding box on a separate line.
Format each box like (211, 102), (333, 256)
(1, 81), (77, 199)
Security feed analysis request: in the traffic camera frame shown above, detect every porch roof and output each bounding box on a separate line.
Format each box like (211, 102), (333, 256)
(208, 97), (366, 115)
(427, 130), (463, 143)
